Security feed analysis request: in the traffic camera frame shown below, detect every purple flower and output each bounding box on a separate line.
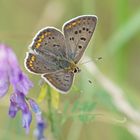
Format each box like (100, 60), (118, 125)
(29, 99), (41, 114)
(29, 99), (47, 140)
(34, 114), (46, 140)
(9, 92), (32, 133)
(22, 110), (32, 134)
(0, 44), (33, 97)
(9, 99), (18, 118)
(35, 120), (46, 140)
(0, 44), (33, 133)
(0, 44), (46, 137)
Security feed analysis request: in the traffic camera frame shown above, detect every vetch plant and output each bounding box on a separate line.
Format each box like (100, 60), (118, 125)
(0, 44), (46, 139)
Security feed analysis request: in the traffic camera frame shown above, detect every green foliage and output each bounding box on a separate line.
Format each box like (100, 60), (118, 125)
(77, 101), (96, 122)
(113, 125), (136, 140)
(71, 100), (96, 122)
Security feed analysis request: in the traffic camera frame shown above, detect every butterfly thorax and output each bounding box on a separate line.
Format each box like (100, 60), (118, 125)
(64, 61), (81, 73)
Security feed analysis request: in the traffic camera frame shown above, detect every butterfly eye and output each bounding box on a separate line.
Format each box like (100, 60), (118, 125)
(73, 67), (81, 73)
(74, 68), (77, 73)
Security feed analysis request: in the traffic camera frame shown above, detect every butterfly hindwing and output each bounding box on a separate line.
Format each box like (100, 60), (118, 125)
(42, 70), (74, 93)
(25, 52), (61, 74)
(63, 15), (97, 63)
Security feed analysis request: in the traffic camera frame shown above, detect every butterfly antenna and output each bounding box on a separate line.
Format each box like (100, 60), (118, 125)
(80, 60), (93, 65)
(96, 57), (103, 60)
(88, 80), (93, 84)
(80, 57), (103, 66)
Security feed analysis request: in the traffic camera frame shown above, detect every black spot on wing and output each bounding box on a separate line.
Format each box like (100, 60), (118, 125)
(75, 31), (78, 34)
(80, 37), (86, 41)
(78, 45), (82, 49)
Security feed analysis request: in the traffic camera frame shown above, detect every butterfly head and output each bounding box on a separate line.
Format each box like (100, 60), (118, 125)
(73, 67), (81, 73)
(66, 61), (81, 73)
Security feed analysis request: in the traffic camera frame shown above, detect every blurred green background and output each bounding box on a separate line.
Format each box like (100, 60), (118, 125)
(0, 0), (140, 140)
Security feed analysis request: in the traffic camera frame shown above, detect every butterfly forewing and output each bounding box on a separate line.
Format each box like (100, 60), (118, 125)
(42, 70), (74, 93)
(31, 27), (66, 58)
(25, 27), (68, 74)
(63, 15), (97, 63)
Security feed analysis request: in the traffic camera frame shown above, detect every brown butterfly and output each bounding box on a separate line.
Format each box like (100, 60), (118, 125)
(25, 15), (97, 93)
